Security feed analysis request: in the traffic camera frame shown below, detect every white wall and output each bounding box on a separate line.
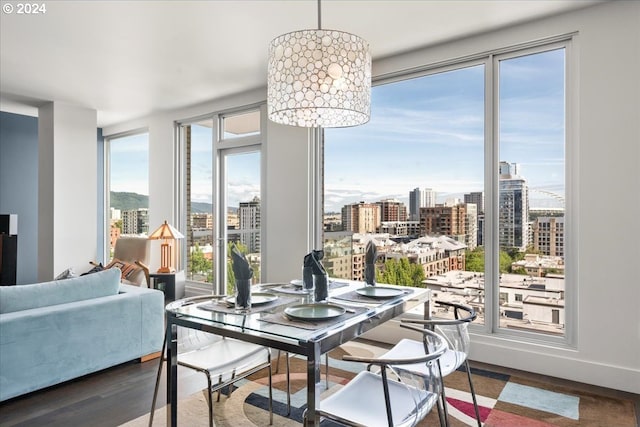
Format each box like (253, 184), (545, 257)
(102, 1), (639, 393)
(262, 120), (310, 282)
(38, 102), (98, 280)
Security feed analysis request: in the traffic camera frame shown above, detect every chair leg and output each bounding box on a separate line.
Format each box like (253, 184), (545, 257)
(149, 327), (168, 427)
(216, 374), (223, 402)
(275, 350), (282, 374)
(228, 371), (237, 397)
(206, 375), (214, 427)
(436, 397), (447, 427)
(464, 359), (482, 427)
(324, 353), (329, 390)
(437, 360), (450, 426)
(285, 353), (291, 415)
(268, 364), (273, 425)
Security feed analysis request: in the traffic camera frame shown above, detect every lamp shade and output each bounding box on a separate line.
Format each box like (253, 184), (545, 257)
(148, 220), (184, 240)
(267, 29), (371, 128)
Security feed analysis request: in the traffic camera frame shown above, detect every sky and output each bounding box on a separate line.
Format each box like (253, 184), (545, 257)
(111, 48), (565, 214)
(324, 48), (565, 213)
(109, 132), (149, 196)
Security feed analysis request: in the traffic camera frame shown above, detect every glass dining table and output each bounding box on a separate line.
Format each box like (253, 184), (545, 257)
(163, 280), (431, 426)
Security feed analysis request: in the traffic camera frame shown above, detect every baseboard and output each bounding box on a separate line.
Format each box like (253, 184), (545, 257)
(139, 351), (161, 363)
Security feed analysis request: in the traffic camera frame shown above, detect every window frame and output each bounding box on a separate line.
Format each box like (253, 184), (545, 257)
(103, 128), (149, 262)
(317, 35), (577, 348)
(176, 104), (265, 296)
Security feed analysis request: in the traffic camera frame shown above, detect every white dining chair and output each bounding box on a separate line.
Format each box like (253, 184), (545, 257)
(149, 296), (274, 427)
(304, 327), (448, 427)
(383, 301), (481, 426)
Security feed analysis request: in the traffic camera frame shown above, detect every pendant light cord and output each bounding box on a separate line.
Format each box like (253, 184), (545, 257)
(317, 0), (322, 30)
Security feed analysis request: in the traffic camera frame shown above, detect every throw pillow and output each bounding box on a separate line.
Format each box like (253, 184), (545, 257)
(81, 263), (104, 276)
(105, 258), (144, 285)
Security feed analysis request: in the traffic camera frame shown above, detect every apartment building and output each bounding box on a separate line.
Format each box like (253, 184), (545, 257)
(533, 216), (565, 257)
(341, 202), (380, 234)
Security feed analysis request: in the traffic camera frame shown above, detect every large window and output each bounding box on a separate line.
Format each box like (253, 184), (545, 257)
(180, 108), (263, 295)
(107, 132), (149, 258)
(324, 40), (569, 339)
(497, 47), (566, 334)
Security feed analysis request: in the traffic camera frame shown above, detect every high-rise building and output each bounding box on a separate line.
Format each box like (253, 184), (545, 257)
(409, 188), (436, 221)
(533, 216), (564, 257)
(464, 191), (484, 214)
(238, 196), (261, 253)
(377, 199), (407, 222)
(121, 208), (149, 235)
(464, 203), (478, 250)
(420, 204), (466, 241)
(341, 202), (380, 234)
(499, 161), (529, 251)
(464, 191), (484, 247)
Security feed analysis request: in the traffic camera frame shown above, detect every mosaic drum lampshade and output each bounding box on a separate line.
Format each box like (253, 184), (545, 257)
(267, 29), (371, 128)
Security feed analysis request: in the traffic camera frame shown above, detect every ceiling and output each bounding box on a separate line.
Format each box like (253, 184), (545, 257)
(0, 0), (602, 128)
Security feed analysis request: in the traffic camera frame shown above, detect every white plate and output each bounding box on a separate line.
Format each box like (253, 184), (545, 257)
(284, 303), (346, 321)
(290, 279), (303, 288)
(355, 286), (405, 299)
(225, 292), (278, 306)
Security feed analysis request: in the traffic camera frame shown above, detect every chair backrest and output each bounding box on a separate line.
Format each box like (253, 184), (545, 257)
(342, 328), (448, 426)
(112, 236), (150, 286)
(402, 300), (476, 359)
(113, 236), (150, 265)
(433, 301), (475, 355)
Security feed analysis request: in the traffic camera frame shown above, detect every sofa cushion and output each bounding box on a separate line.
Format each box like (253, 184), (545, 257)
(0, 268), (121, 314)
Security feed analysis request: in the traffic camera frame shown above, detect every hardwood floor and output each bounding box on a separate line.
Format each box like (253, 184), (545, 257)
(0, 359), (163, 427)
(1, 354), (638, 427)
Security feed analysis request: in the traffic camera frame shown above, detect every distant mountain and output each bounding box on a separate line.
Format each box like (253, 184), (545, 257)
(110, 191), (214, 214)
(110, 192), (148, 211)
(192, 202), (213, 214)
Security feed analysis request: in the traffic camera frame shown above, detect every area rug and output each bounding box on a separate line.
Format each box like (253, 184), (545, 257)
(122, 341), (637, 426)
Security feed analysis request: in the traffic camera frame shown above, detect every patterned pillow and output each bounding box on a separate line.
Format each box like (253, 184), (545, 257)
(105, 258), (144, 285)
(81, 263), (104, 276)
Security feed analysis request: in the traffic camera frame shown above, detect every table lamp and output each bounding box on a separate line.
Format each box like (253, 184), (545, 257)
(148, 220), (184, 273)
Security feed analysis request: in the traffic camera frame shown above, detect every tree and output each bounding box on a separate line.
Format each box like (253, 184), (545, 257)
(189, 243), (212, 282)
(499, 250), (513, 273)
(465, 248), (485, 272)
(465, 247), (512, 273)
(512, 267), (528, 275)
(377, 258), (425, 287)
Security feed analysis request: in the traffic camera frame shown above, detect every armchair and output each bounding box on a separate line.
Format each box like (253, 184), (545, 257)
(91, 236), (151, 287)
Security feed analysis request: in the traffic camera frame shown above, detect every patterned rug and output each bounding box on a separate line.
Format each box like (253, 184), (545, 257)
(123, 341), (637, 426)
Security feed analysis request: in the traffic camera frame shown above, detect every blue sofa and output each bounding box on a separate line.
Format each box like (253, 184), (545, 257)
(0, 268), (165, 402)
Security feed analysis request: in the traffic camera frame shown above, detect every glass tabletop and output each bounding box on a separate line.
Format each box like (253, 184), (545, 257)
(166, 280), (429, 345)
